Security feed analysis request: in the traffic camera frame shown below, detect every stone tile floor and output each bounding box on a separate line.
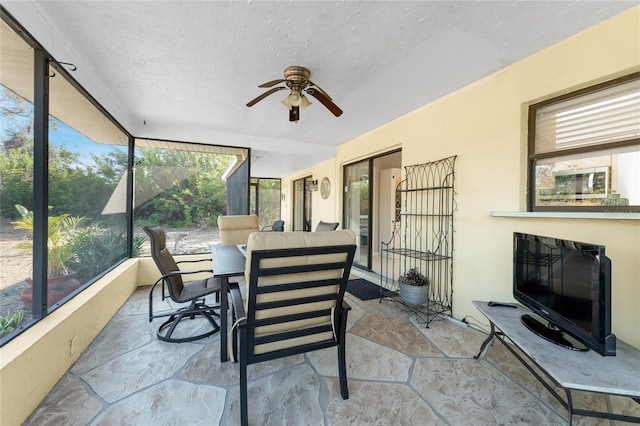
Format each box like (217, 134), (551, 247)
(25, 287), (640, 425)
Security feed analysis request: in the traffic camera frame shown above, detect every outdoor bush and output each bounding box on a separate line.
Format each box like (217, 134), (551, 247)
(0, 311), (24, 337)
(68, 228), (145, 283)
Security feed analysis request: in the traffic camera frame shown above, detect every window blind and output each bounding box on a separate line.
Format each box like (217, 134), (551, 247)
(535, 77), (640, 154)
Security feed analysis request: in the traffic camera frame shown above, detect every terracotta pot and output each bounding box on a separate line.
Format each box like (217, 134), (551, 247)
(25, 271), (76, 287)
(20, 273), (82, 308)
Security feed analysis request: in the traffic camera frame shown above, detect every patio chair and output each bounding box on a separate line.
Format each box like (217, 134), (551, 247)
(228, 230), (356, 426)
(260, 219), (285, 232)
(218, 214), (260, 245)
(144, 226), (221, 343)
(315, 221), (339, 231)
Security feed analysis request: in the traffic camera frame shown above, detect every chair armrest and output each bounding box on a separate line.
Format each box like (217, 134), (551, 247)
(342, 300), (351, 311)
(160, 269), (214, 280)
(228, 282), (246, 321)
(176, 258), (210, 265)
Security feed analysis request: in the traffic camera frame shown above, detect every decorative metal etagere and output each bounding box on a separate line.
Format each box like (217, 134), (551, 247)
(380, 155), (457, 326)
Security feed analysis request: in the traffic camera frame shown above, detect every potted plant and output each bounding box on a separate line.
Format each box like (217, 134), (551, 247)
(12, 204), (83, 307)
(398, 268), (430, 305)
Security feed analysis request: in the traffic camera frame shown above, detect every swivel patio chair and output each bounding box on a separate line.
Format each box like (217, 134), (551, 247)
(260, 219), (285, 232)
(228, 230), (356, 426)
(144, 226), (221, 343)
(315, 220), (339, 231)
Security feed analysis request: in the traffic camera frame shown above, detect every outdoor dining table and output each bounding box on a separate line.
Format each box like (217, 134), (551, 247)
(212, 244), (246, 362)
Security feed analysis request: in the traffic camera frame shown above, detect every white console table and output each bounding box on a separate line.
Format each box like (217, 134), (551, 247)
(473, 301), (640, 425)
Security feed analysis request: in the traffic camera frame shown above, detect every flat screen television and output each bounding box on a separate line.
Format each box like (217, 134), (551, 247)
(513, 232), (616, 356)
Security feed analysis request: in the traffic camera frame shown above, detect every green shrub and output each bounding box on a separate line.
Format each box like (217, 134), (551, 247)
(0, 311), (24, 337)
(68, 228), (144, 283)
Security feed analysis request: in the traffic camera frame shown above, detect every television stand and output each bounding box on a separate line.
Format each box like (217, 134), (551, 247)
(473, 301), (640, 424)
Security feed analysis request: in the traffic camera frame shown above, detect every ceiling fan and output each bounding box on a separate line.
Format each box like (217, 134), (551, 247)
(246, 66), (343, 122)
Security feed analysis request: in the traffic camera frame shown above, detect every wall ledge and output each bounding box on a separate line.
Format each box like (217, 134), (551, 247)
(490, 211), (640, 220)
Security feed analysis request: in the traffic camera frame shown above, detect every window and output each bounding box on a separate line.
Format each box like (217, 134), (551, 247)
(47, 60), (130, 298)
(1, 13), (131, 344)
(528, 73), (640, 212)
(133, 139), (243, 255)
(1, 18), (34, 337)
(250, 178), (282, 229)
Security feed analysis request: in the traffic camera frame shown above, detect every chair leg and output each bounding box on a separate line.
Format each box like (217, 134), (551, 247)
(155, 302), (221, 343)
(338, 309), (349, 400)
(338, 342), (349, 400)
(231, 305), (238, 363)
(240, 356), (248, 426)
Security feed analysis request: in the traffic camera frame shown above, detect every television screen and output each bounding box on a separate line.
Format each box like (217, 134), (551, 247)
(513, 232), (616, 356)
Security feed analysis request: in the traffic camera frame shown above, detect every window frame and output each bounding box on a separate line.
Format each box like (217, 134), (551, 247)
(527, 72), (640, 213)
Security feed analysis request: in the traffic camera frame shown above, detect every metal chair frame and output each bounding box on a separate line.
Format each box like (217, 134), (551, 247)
(144, 226), (221, 343)
(229, 243), (355, 426)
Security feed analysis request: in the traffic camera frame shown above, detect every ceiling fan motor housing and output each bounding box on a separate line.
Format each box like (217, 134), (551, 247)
(283, 66), (310, 91)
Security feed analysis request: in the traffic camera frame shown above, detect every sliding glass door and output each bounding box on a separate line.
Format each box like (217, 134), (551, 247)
(293, 176), (313, 231)
(343, 160), (371, 268)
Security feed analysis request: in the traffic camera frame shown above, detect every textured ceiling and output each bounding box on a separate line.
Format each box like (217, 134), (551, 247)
(2, 1), (636, 177)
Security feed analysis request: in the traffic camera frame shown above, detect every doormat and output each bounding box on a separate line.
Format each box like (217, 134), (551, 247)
(346, 279), (396, 301)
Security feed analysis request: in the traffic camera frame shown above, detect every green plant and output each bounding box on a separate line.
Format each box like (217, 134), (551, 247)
(398, 268), (430, 287)
(11, 204), (86, 277)
(0, 311), (24, 336)
(68, 228), (145, 282)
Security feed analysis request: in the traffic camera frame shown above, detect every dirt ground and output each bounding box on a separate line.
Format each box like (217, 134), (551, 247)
(0, 217), (32, 291)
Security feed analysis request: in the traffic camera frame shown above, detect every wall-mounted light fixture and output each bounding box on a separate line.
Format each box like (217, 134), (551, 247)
(308, 179), (318, 191)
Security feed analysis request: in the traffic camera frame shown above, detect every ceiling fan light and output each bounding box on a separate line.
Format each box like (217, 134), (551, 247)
(289, 91), (303, 107)
(282, 90), (305, 110)
(281, 96), (292, 110)
(300, 94), (311, 109)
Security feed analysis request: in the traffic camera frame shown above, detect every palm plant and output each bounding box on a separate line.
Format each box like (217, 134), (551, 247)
(12, 204), (84, 277)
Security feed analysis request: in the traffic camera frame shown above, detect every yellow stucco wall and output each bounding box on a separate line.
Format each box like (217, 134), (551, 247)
(286, 7), (640, 348)
(0, 259), (140, 426)
(282, 158), (340, 231)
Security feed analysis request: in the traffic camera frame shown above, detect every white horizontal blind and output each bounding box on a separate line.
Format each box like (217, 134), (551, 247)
(535, 77), (640, 154)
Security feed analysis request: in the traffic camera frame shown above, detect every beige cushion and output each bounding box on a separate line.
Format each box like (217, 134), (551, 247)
(218, 215), (259, 245)
(243, 230), (356, 355)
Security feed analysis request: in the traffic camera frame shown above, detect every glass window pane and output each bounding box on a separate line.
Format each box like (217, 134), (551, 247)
(46, 63), (129, 308)
(343, 160), (370, 267)
(133, 142), (234, 255)
(257, 179), (281, 228)
(0, 19), (35, 335)
(293, 178), (305, 231)
(534, 148), (640, 208)
(530, 73), (640, 212)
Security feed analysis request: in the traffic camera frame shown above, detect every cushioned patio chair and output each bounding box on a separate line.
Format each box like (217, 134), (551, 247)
(260, 219), (285, 232)
(315, 220), (339, 231)
(144, 226), (221, 343)
(218, 214), (260, 245)
(228, 230), (356, 426)
(230, 230), (356, 425)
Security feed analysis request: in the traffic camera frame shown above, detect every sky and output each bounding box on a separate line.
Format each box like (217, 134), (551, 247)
(1, 86), (122, 166)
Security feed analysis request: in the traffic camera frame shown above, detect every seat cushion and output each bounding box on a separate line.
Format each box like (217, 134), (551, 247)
(244, 229), (356, 284)
(243, 230), (356, 354)
(176, 277), (221, 303)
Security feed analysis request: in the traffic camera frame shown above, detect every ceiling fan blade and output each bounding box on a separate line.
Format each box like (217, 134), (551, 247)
(307, 80), (333, 100)
(246, 86), (287, 107)
(305, 88), (343, 117)
(258, 79), (285, 88)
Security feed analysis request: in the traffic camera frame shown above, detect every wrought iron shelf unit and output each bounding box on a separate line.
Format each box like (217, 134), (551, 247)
(380, 155), (457, 326)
